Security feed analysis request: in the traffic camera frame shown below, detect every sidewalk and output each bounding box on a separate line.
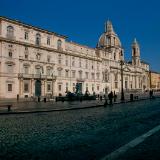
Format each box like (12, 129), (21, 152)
(0, 94), (160, 114)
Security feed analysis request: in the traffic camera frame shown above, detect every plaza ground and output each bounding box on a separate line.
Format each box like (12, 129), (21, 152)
(0, 98), (160, 160)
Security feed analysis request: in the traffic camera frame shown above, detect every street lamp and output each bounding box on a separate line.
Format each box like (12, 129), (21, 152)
(120, 50), (125, 101)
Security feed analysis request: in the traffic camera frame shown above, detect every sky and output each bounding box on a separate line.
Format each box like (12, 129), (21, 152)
(0, 0), (160, 71)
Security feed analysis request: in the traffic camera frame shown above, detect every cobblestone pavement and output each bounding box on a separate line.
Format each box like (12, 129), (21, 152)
(117, 131), (160, 160)
(0, 98), (160, 160)
(0, 92), (160, 113)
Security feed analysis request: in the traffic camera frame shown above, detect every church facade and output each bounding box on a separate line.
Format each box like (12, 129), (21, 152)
(0, 17), (150, 99)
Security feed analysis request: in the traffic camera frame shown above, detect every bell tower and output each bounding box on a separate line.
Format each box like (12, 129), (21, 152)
(132, 38), (140, 66)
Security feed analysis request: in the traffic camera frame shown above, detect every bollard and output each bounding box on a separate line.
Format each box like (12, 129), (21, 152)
(44, 97), (46, 103)
(7, 105), (11, 112)
(62, 97), (64, 102)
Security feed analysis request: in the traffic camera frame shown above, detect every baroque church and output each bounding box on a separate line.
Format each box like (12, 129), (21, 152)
(0, 16), (149, 98)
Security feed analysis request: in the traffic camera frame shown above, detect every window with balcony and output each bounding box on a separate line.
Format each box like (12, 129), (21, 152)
(7, 26), (14, 39)
(35, 33), (41, 46)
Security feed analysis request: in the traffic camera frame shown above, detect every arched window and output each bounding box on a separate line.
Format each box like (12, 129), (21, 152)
(7, 26), (14, 38)
(35, 33), (41, 46)
(57, 39), (62, 50)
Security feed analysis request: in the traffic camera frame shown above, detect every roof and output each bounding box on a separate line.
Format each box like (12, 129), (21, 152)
(0, 16), (67, 39)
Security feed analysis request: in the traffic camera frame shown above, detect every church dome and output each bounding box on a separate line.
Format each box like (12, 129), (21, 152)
(97, 21), (121, 48)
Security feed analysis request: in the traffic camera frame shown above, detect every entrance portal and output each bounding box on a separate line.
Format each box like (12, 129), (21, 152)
(35, 80), (41, 96)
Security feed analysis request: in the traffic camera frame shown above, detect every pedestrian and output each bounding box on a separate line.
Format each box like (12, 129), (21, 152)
(108, 91), (113, 105)
(113, 91), (117, 102)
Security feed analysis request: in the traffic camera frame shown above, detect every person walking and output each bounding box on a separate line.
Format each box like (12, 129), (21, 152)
(108, 91), (113, 105)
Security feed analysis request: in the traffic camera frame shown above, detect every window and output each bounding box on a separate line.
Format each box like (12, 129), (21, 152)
(73, 83), (75, 92)
(25, 53), (28, 59)
(36, 68), (41, 74)
(24, 32), (29, 40)
(85, 72), (89, 79)
(58, 85), (62, 91)
(58, 70), (62, 77)
(97, 86), (99, 91)
(35, 33), (41, 46)
(65, 56), (68, 66)
(72, 71), (75, 78)
(79, 71), (82, 79)
(46, 68), (51, 76)
(92, 84), (94, 92)
(7, 26), (14, 38)
(58, 54), (62, 64)
(7, 64), (13, 73)
(66, 83), (68, 92)
(57, 39), (62, 50)
(24, 83), (29, 92)
(96, 73), (100, 80)
(91, 73), (95, 79)
(86, 83), (88, 91)
(24, 66), (29, 74)
(97, 62), (99, 70)
(85, 59), (88, 69)
(8, 51), (12, 58)
(47, 37), (50, 45)
(65, 70), (69, 78)
(47, 55), (51, 62)
(36, 53), (41, 60)
(72, 57), (75, 66)
(115, 82), (118, 89)
(47, 84), (51, 92)
(79, 58), (81, 67)
(8, 84), (12, 91)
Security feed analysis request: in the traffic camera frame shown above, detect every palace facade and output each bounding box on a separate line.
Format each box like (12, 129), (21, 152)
(0, 17), (150, 99)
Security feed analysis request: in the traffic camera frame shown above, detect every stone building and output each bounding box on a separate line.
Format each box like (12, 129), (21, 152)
(150, 71), (160, 90)
(0, 17), (150, 99)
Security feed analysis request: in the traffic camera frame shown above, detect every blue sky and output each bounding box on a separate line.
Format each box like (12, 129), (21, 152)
(1, 0), (160, 71)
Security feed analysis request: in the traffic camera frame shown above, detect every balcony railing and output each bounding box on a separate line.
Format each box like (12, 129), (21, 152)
(18, 73), (56, 80)
(76, 77), (85, 82)
(6, 34), (15, 40)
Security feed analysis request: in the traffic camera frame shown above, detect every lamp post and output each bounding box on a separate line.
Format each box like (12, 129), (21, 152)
(120, 60), (125, 101)
(119, 50), (125, 101)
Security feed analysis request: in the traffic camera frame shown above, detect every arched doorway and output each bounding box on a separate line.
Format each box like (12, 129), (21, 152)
(35, 80), (41, 96)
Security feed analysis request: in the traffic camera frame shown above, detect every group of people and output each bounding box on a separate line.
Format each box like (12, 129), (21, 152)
(103, 91), (117, 106)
